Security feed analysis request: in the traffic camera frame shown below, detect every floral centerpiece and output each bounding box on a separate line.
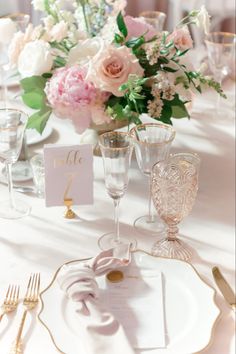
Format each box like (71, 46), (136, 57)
(7, 0), (225, 134)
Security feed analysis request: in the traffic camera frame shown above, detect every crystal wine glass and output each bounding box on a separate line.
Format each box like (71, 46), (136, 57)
(151, 153), (200, 261)
(205, 32), (236, 114)
(139, 11), (166, 31)
(129, 123), (175, 235)
(98, 131), (135, 250)
(0, 108), (31, 219)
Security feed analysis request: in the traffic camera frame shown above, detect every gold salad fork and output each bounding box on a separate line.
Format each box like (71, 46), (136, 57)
(0, 285), (20, 322)
(10, 273), (40, 354)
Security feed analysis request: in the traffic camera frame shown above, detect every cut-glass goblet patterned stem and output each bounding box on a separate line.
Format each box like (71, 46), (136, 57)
(151, 153), (200, 261)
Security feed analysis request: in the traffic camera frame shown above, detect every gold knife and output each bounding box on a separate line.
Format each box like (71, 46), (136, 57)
(212, 266), (236, 310)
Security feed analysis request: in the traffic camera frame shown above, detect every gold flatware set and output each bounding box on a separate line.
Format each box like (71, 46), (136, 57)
(0, 274), (40, 354)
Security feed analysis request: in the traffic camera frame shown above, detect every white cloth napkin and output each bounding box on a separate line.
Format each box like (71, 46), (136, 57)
(57, 244), (135, 354)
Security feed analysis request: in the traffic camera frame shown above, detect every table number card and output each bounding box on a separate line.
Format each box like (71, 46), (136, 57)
(44, 144), (93, 207)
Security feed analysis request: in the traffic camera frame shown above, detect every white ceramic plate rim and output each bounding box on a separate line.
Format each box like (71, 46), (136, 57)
(26, 125), (53, 145)
(38, 250), (221, 354)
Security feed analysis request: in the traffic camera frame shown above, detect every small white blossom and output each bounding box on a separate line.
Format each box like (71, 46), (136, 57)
(145, 36), (162, 66)
(162, 85), (176, 100)
(148, 97), (163, 118)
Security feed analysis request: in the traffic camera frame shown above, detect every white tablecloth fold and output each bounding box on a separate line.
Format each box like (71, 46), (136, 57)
(57, 244), (135, 354)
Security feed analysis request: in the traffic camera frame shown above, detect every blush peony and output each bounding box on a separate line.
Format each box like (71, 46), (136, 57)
(45, 65), (110, 133)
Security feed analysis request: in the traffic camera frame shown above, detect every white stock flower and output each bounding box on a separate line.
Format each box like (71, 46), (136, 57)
(43, 16), (56, 30)
(195, 5), (211, 34)
(18, 40), (53, 78)
(0, 18), (17, 44)
(31, 0), (45, 11)
(68, 37), (104, 66)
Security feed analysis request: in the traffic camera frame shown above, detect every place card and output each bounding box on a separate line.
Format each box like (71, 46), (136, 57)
(99, 267), (166, 349)
(44, 144), (93, 207)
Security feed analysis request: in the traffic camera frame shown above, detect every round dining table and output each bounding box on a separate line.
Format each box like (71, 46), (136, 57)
(0, 78), (235, 354)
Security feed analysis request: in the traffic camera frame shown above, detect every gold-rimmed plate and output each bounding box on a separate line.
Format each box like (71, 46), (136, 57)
(38, 251), (220, 354)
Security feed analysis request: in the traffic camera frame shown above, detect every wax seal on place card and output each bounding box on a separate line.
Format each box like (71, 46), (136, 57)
(106, 270), (124, 283)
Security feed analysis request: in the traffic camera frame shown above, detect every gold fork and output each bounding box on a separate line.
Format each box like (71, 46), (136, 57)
(10, 273), (40, 354)
(0, 285), (20, 322)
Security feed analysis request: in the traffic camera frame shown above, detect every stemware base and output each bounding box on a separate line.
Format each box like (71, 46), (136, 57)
(98, 232), (137, 251)
(151, 238), (192, 261)
(134, 215), (166, 236)
(0, 199), (31, 219)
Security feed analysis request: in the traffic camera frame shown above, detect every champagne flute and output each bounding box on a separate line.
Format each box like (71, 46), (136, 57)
(129, 123), (175, 235)
(151, 153), (200, 261)
(0, 108), (31, 219)
(98, 131), (135, 250)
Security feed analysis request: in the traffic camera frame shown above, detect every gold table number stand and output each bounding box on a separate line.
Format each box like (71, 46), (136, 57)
(64, 198), (76, 219)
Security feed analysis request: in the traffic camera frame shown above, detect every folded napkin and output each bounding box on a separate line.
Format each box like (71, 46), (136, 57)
(58, 244), (135, 354)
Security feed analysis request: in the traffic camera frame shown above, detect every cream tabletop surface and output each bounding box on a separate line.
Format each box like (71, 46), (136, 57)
(0, 80), (235, 354)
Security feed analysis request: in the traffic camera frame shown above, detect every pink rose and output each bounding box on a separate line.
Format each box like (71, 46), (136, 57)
(124, 16), (157, 41)
(45, 65), (100, 133)
(87, 45), (144, 97)
(168, 27), (193, 51)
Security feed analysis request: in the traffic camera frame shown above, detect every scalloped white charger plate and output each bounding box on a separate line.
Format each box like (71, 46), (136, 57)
(39, 251), (220, 354)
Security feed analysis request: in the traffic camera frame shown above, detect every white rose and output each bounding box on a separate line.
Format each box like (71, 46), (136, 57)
(0, 18), (17, 44)
(50, 21), (68, 42)
(195, 5), (211, 34)
(31, 0), (45, 11)
(68, 37), (104, 66)
(18, 40), (53, 78)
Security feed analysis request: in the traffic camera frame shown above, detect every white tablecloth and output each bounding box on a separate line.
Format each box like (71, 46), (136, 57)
(0, 81), (235, 354)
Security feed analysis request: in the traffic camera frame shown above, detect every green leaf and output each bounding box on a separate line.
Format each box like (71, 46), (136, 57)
(165, 40), (174, 48)
(175, 48), (189, 57)
(114, 33), (124, 44)
(172, 104), (189, 118)
(126, 36), (145, 50)
(54, 56), (67, 68)
(162, 66), (178, 73)
(117, 12), (128, 38)
(119, 83), (128, 91)
(22, 90), (46, 109)
(42, 72), (53, 79)
(158, 57), (169, 64)
(159, 105), (172, 121)
(20, 76), (47, 92)
(26, 106), (52, 134)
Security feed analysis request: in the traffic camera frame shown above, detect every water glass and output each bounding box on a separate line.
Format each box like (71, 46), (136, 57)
(0, 108), (31, 219)
(129, 123), (175, 235)
(30, 154), (45, 198)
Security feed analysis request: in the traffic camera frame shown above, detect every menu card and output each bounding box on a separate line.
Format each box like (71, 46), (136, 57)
(99, 267), (166, 349)
(44, 144), (93, 207)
